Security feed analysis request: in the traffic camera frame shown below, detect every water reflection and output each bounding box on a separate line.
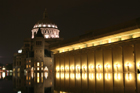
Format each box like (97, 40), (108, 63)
(0, 72), (13, 79)
(0, 72), (12, 80)
(0, 71), (136, 93)
(13, 72), (53, 93)
(54, 72), (138, 93)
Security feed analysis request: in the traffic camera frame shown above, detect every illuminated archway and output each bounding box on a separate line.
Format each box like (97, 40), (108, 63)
(44, 66), (48, 72)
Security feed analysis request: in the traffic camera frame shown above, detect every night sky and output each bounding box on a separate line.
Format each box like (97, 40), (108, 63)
(1, 0), (140, 64)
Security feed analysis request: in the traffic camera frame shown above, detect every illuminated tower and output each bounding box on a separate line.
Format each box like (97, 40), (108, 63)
(31, 9), (59, 39)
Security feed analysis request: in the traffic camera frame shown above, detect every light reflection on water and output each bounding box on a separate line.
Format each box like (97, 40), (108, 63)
(54, 72), (138, 93)
(0, 72), (11, 79)
(12, 71), (53, 93)
(0, 72), (139, 93)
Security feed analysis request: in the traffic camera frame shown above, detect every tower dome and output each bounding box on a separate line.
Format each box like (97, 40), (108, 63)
(31, 9), (60, 39)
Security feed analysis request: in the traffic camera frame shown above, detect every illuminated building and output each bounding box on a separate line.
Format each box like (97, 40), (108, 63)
(31, 9), (59, 39)
(51, 18), (140, 93)
(13, 9), (140, 92)
(13, 9), (63, 73)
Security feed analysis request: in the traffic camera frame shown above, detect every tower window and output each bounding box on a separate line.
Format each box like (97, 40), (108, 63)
(37, 62), (40, 66)
(36, 41), (42, 45)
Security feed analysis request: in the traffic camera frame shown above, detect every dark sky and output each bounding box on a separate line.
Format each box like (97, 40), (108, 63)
(1, 0), (140, 64)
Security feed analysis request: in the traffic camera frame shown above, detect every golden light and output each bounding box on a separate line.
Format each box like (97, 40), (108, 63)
(41, 67), (43, 70)
(82, 73), (87, 79)
(26, 65), (28, 68)
(56, 67), (59, 72)
(41, 77), (43, 83)
(105, 64), (110, 69)
(89, 65), (94, 72)
(2, 67), (5, 70)
(126, 73), (132, 80)
(65, 73), (69, 79)
(105, 64), (110, 72)
(76, 73), (80, 79)
(61, 66), (64, 72)
(114, 64), (120, 72)
(65, 66), (69, 72)
(126, 63), (131, 67)
(108, 39), (111, 43)
(105, 73), (111, 80)
(41, 72), (43, 77)
(60, 91), (67, 93)
(89, 73), (94, 80)
(115, 73), (121, 80)
(70, 73), (74, 79)
(52, 29), (140, 53)
(76, 65), (80, 72)
(37, 73), (40, 83)
(97, 65), (101, 69)
(61, 73), (64, 79)
(41, 62), (43, 66)
(26, 75), (28, 80)
(126, 63), (131, 71)
(97, 73), (101, 80)
(70, 66), (74, 72)
(138, 62), (140, 69)
(82, 65), (87, 72)
(97, 65), (101, 72)
(29, 76), (31, 80)
(115, 64), (120, 67)
(138, 74), (140, 80)
(56, 73), (59, 79)
(37, 67), (39, 71)
(37, 62), (40, 66)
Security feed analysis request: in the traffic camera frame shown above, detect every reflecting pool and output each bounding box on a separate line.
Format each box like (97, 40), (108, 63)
(1, 72), (140, 93)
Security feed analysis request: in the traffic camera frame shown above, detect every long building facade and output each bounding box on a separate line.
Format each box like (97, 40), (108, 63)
(51, 18), (140, 93)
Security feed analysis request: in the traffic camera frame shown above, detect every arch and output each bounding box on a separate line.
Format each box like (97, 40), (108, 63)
(44, 66), (48, 72)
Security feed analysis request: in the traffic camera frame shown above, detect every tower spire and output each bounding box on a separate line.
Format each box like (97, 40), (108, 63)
(43, 8), (48, 19)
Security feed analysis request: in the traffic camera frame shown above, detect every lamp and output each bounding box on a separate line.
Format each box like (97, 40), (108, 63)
(82, 66), (86, 72)
(65, 66), (69, 72)
(105, 64), (110, 72)
(138, 63), (140, 69)
(76, 66), (80, 72)
(89, 65), (94, 72)
(61, 66), (64, 72)
(97, 65), (101, 72)
(115, 64), (119, 72)
(126, 63), (130, 71)
(70, 66), (74, 72)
